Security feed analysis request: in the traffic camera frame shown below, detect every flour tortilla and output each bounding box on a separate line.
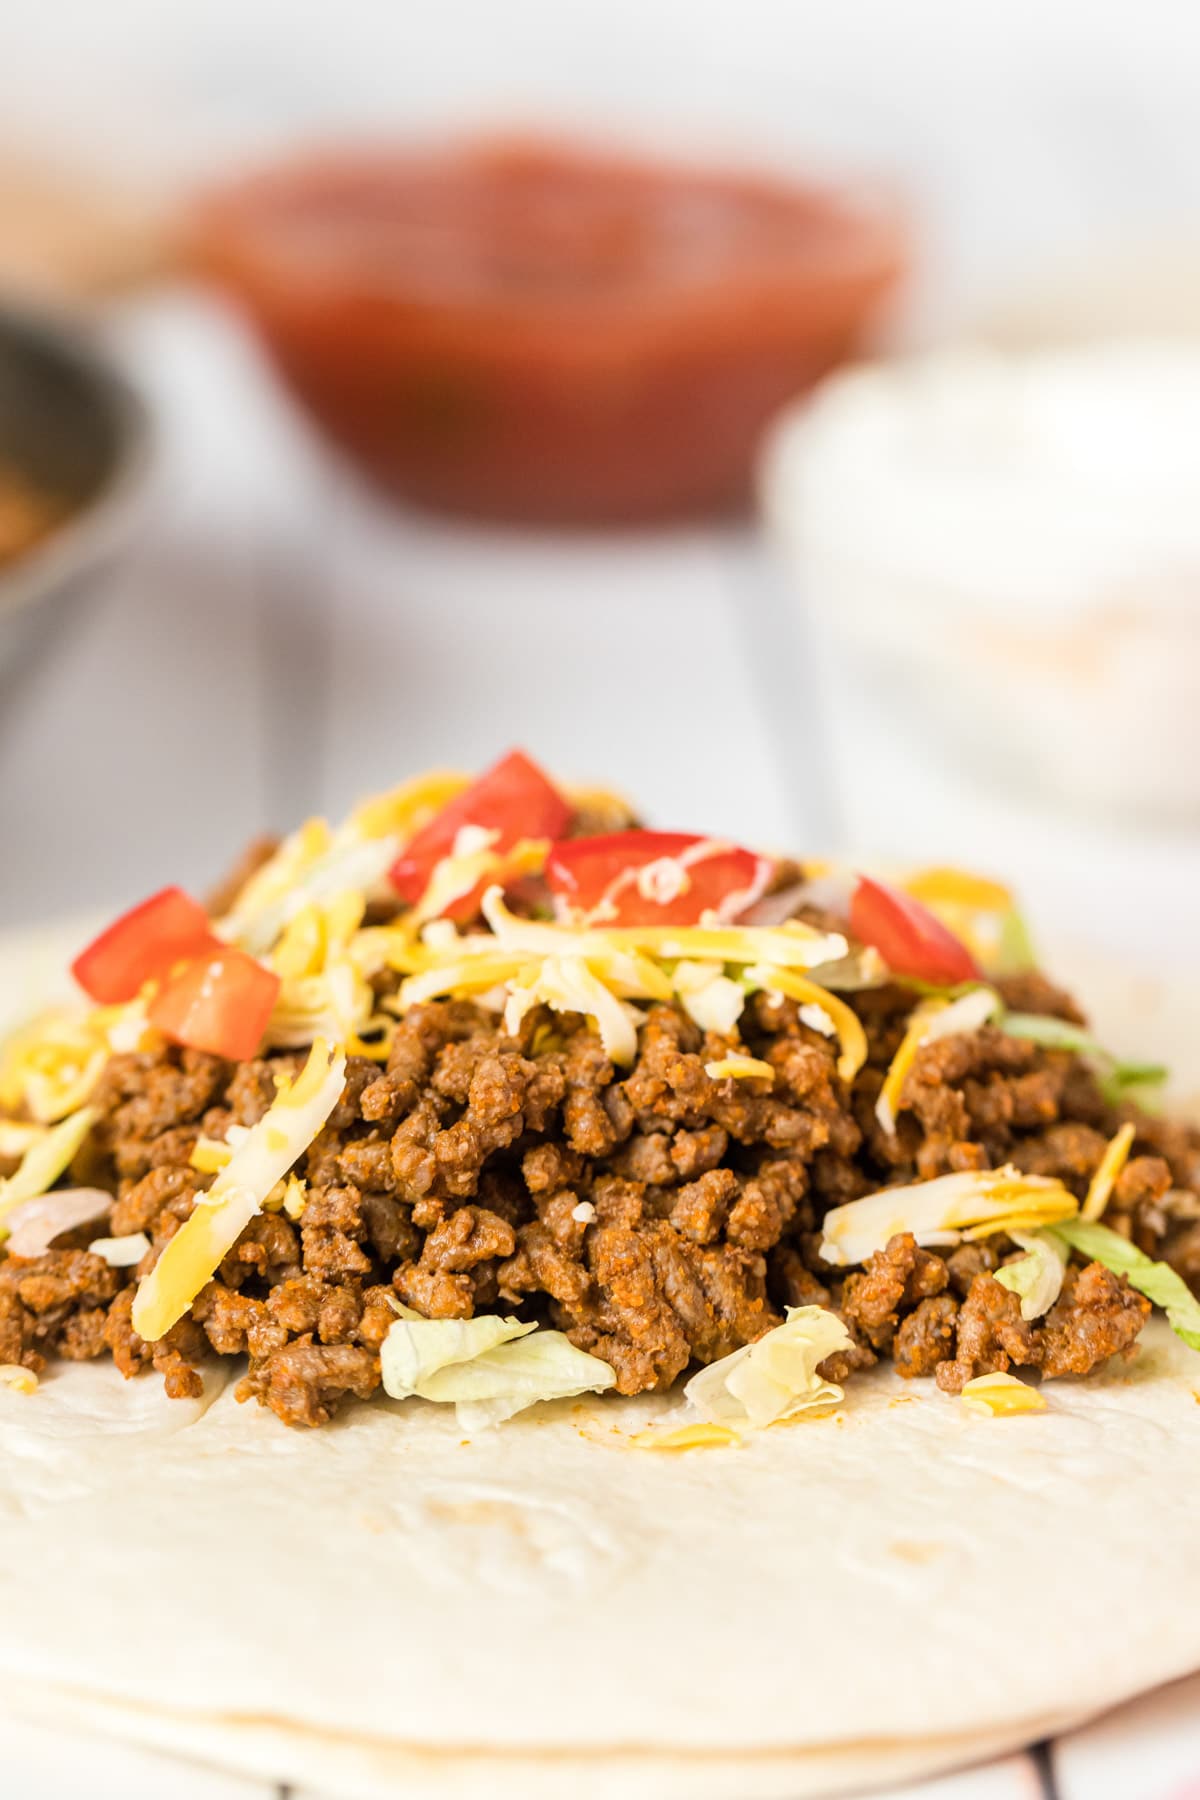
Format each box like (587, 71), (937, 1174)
(0, 924), (1198, 1798)
(0, 1681), (1091, 1800)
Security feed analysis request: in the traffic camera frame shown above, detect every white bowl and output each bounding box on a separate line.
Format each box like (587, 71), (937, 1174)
(759, 341), (1200, 821)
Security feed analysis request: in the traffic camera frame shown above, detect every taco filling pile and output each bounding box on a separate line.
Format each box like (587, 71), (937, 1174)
(2, 749), (1198, 1431)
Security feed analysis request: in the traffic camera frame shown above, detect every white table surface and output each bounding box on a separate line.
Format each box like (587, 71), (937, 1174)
(3, 292), (1200, 1799)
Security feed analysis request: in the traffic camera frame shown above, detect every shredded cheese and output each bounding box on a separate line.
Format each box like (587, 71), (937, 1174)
(0, 1008), (121, 1122)
(348, 769), (469, 842)
(481, 887), (847, 972)
(88, 1233), (150, 1268)
(960, 1372), (1046, 1417)
(672, 962), (747, 1036)
(704, 1055), (775, 1084)
(132, 1039), (346, 1342)
(0, 1121), (47, 1160)
(798, 1002), (836, 1038)
(875, 988), (1000, 1135)
(821, 1166), (1079, 1267)
(902, 867), (1030, 974)
(503, 957), (641, 1066)
(410, 836), (549, 928)
(629, 1422), (741, 1452)
(399, 954), (540, 1011)
(1081, 1121), (1137, 1222)
(904, 868), (1014, 913)
(745, 966), (867, 1083)
(563, 783), (637, 833)
(190, 1137), (233, 1175)
(876, 1004), (942, 1136)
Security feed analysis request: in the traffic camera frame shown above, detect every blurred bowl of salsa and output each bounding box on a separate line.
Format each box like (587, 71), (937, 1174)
(190, 136), (905, 525)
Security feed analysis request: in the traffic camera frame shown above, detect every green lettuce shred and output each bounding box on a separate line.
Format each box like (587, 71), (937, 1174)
(379, 1308), (615, 1429)
(994, 908), (1037, 976)
(1048, 1218), (1200, 1352)
(999, 1014), (1166, 1108)
(994, 1230), (1068, 1320)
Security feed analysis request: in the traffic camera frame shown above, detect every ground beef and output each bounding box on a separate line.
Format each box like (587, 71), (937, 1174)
(3, 924), (1192, 1426)
(894, 1295), (960, 1377)
(840, 1234), (949, 1352)
(235, 1341), (380, 1427)
(935, 1264), (1149, 1392)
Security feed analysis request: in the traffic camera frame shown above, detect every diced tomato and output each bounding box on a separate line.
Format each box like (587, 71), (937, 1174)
(147, 950), (281, 1062)
(71, 887), (219, 1004)
(389, 749), (572, 909)
(546, 830), (772, 926)
(849, 874), (981, 985)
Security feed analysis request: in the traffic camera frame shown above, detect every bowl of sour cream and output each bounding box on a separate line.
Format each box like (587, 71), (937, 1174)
(760, 341), (1200, 821)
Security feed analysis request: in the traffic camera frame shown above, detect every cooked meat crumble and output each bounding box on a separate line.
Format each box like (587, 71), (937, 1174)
(2, 960), (1194, 1426)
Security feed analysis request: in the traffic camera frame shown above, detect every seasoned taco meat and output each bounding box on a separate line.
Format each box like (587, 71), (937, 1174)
(3, 777), (1197, 1428)
(0, 971), (1192, 1426)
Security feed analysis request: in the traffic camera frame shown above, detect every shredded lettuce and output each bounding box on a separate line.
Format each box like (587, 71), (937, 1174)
(1048, 1218), (1200, 1352)
(681, 1306), (850, 1430)
(0, 1105), (96, 1234)
(0, 1121), (47, 1160)
(381, 1309), (536, 1397)
(672, 961), (747, 1036)
(224, 831), (401, 956)
(381, 1310), (615, 1428)
(87, 1233), (151, 1268)
(426, 1332), (616, 1431)
(999, 1013), (1167, 1106)
(995, 908), (1037, 976)
(995, 1230), (1068, 1320)
(901, 869), (1035, 977)
(821, 1166), (1078, 1267)
(504, 956), (643, 1066)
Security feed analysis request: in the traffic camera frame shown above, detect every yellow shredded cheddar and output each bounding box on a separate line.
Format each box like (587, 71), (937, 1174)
(189, 1137), (232, 1175)
(1082, 1122), (1137, 1223)
(133, 1040), (346, 1342)
(876, 1002), (946, 1136)
(904, 867), (1014, 913)
(349, 770), (469, 842)
(746, 967), (867, 1084)
(629, 1421), (742, 1452)
(960, 1373), (1046, 1417)
(704, 1055), (775, 1084)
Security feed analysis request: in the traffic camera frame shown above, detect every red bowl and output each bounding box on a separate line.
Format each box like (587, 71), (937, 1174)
(191, 137), (905, 526)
